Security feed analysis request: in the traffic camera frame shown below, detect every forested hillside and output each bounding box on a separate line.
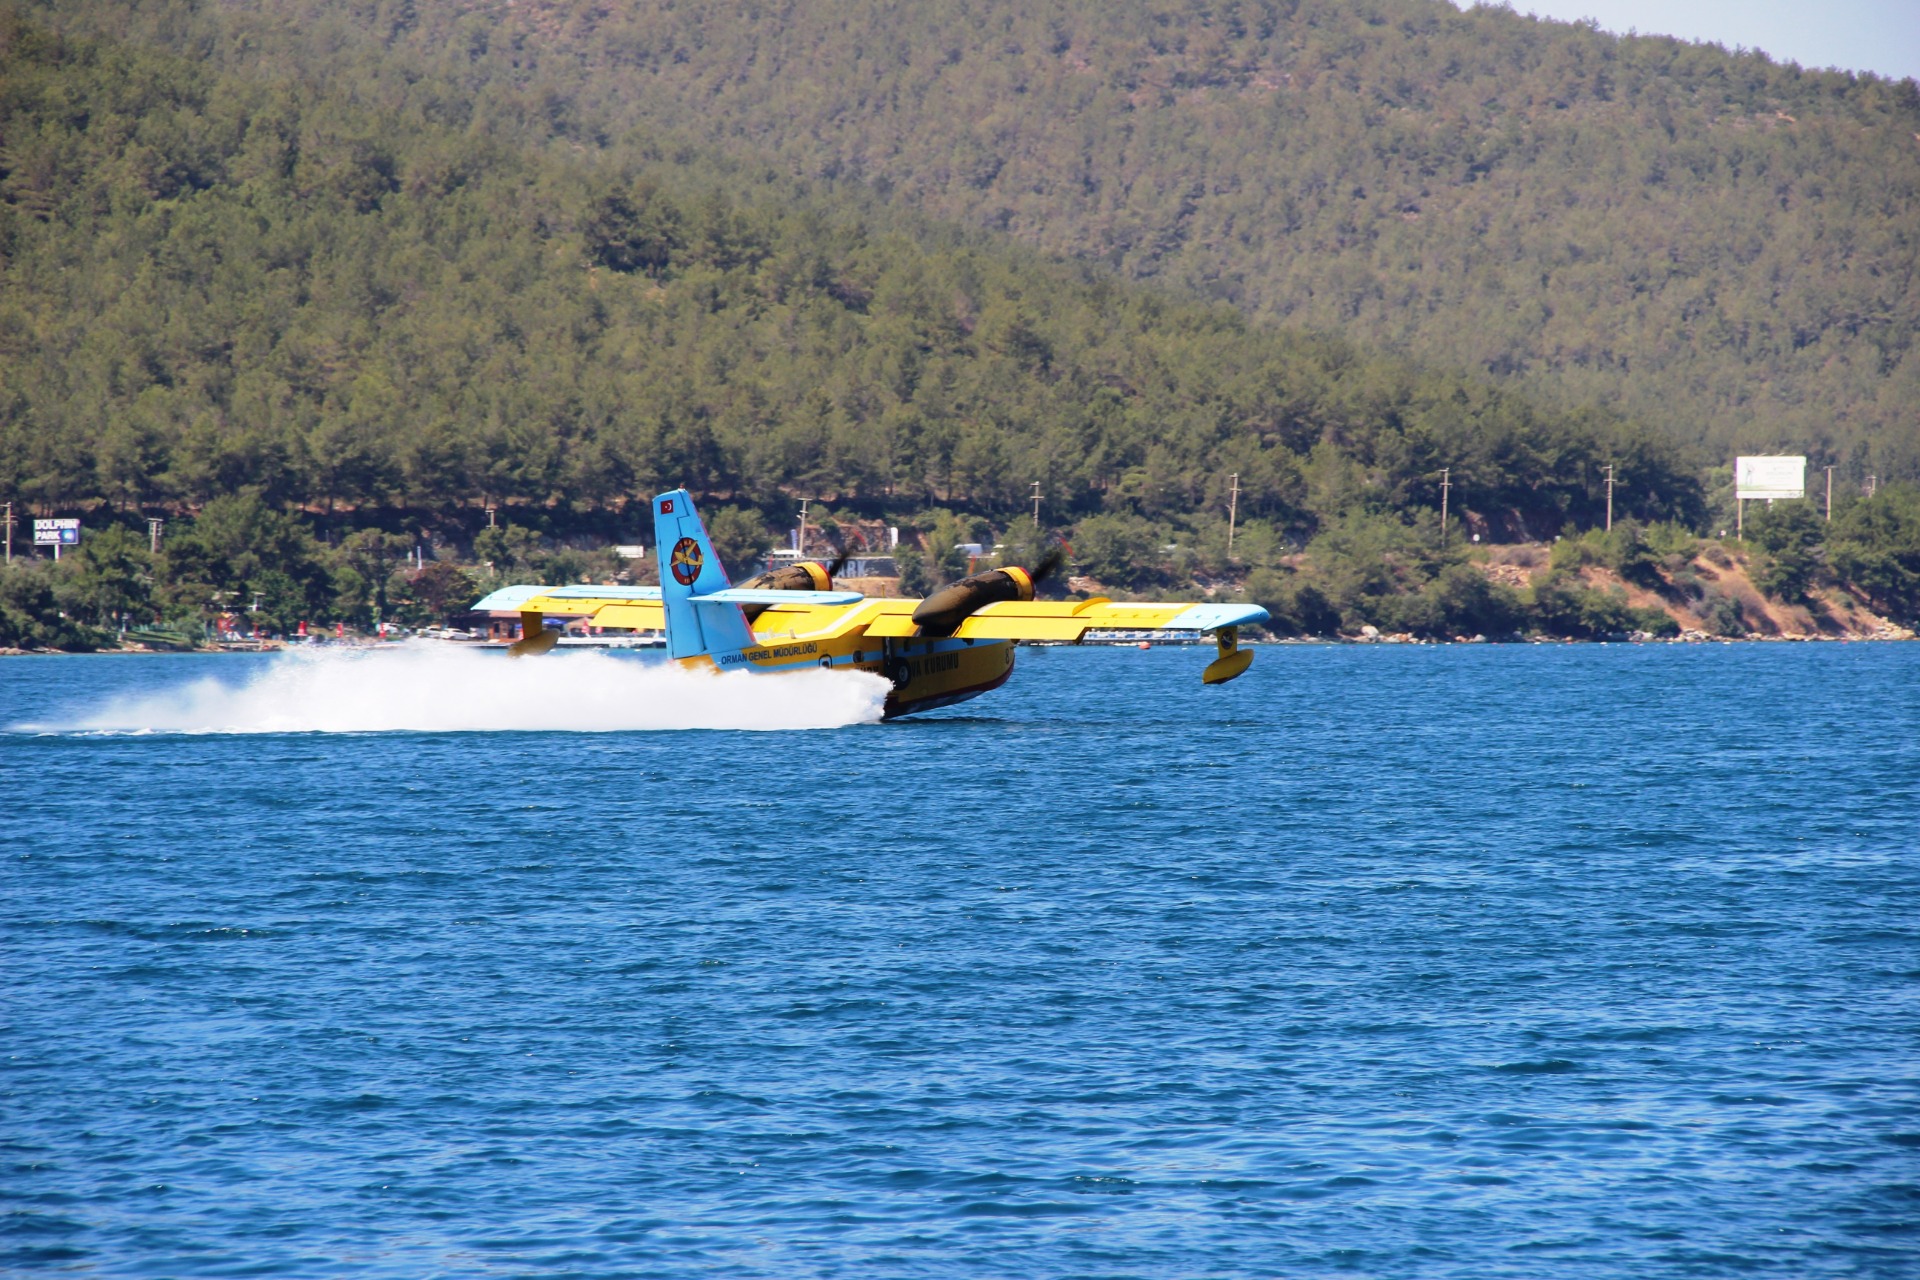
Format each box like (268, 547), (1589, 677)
(0, 11), (1698, 537)
(37, 0), (1918, 480)
(3, 5), (1917, 646)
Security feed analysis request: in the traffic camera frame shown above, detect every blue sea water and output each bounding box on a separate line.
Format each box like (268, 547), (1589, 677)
(2, 642), (1917, 1278)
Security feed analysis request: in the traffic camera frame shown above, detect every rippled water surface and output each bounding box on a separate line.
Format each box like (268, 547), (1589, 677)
(4, 644), (1917, 1278)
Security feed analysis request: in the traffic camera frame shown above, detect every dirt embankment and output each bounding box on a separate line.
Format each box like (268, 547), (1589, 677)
(1481, 544), (1912, 640)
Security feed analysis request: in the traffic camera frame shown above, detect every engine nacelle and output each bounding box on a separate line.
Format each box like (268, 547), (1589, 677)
(911, 566), (1035, 636)
(739, 561), (834, 593)
(735, 560), (835, 621)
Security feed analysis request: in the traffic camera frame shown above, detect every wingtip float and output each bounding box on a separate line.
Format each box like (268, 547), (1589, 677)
(505, 609), (562, 657)
(478, 488), (1269, 718)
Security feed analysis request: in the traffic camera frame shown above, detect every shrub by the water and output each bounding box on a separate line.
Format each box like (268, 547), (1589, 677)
(0, 564), (103, 651)
(1829, 487), (1920, 625)
(1532, 575), (1641, 639)
(1425, 564), (1528, 639)
(1746, 503), (1827, 606)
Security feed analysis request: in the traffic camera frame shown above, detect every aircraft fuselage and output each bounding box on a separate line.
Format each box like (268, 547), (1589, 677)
(684, 630), (1014, 719)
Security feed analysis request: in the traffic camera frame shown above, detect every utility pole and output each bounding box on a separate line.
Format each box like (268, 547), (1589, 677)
(1438, 467), (1451, 549)
(1226, 472), (1240, 560)
(1825, 466), (1834, 522)
(1603, 464), (1615, 532)
(1031, 481), (1042, 527)
(2, 501), (11, 564)
(796, 498), (810, 558)
(148, 517), (164, 553)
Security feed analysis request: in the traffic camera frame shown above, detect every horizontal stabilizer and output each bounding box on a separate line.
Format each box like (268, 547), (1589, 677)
(690, 588), (867, 606)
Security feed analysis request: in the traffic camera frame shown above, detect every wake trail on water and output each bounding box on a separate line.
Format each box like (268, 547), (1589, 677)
(27, 644), (892, 733)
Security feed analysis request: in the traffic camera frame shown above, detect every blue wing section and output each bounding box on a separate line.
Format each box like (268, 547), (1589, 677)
(1164, 603), (1271, 631)
(538, 585), (663, 601)
(653, 489), (756, 660)
(471, 584), (661, 610)
(470, 584), (552, 612)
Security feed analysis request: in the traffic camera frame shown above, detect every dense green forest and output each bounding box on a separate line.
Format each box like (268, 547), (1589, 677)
(0, 12), (1704, 532)
(32, 0), (1918, 481)
(1, 5), (1916, 646)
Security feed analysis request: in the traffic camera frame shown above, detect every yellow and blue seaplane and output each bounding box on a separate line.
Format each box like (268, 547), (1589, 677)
(472, 489), (1268, 718)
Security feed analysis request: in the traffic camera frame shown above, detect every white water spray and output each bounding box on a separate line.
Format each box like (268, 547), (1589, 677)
(34, 645), (891, 734)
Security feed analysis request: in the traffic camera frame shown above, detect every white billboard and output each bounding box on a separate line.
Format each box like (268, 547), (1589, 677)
(1736, 456), (1805, 500)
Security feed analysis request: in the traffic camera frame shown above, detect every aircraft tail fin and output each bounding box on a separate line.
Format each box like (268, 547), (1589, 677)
(653, 489), (755, 661)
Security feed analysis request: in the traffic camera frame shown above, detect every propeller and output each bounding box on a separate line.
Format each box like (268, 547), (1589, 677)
(1030, 544), (1065, 587)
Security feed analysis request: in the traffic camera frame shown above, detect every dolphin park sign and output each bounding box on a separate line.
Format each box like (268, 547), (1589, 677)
(33, 517), (80, 559)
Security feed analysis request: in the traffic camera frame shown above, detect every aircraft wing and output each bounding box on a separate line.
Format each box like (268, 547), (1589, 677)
(590, 601), (667, 630)
(479, 584), (869, 638)
(960, 598), (1267, 641)
(479, 582), (1267, 681)
(739, 597), (909, 642)
(476, 585), (660, 612)
(473, 585), (668, 633)
(878, 596), (1268, 684)
(859, 597), (1268, 642)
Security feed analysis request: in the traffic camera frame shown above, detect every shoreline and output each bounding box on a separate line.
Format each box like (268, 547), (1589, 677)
(4, 630), (1914, 657)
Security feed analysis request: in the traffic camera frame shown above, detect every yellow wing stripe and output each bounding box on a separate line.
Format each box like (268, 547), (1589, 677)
(590, 602), (667, 630)
(952, 615), (1099, 641)
(518, 592), (658, 616)
(951, 599), (1202, 641)
(860, 612), (922, 638)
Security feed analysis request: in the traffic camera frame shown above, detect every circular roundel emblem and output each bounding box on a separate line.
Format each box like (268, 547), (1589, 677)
(669, 537), (705, 586)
